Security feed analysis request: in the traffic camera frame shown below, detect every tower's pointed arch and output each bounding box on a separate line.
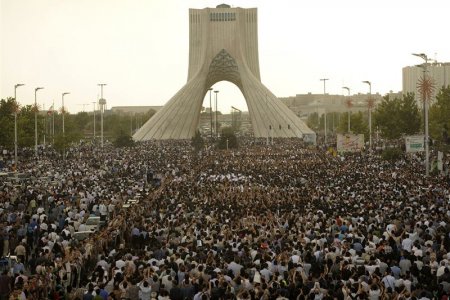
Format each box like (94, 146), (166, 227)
(133, 5), (315, 142)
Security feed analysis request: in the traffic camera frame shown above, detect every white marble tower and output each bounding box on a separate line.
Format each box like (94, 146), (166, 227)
(134, 4), (315, 141)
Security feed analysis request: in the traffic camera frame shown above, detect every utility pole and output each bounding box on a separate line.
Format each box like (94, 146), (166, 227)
(98, 83), (107, 148)
(362, 81), (372, 149)
(320, 78), (329, 144)
(92, 102), (96, 141)
(413, 53), (433, 176)
(62, 92), (70, 160)
(14, 83), (25, 170)
(208, 88), (213, 139)
(214, 90), (219, 137)
(34, 87), (44, 157)
(342, 87), (351, 133)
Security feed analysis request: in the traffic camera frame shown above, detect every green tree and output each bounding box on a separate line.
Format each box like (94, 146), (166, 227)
(306, 112), (319, 131)
(350, 112), (368, 136)
(373, 93), (421, 140)
(53, 130), (83, 153)
(399, 93), (421, 135)
(17, 111), (34, 147)
(217, 127), (238, 149)
(0, 98), (17, 148)
(113, 130), (135, 148)
(0, 99), (43, 148)
(373, 96), (400, 139)
(381, 147), (404, 161)
(0, 102), (157, 149)
(53, 133), (69, 153)
(336, 112), (367, 137)
(72, 111), (91, 133)
(106, 110), (156, 139)
(429, 86), (450, 143)
(191, 130), (204, 152)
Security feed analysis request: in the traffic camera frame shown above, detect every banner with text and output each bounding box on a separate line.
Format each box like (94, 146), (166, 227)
(405, 135), (424, 152)
(337, 134), (364, 152)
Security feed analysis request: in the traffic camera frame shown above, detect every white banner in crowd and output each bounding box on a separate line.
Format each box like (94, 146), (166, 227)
(438, 151), (443, 171)
(337, 134), (364, 152)
(405, 135), (424, 153)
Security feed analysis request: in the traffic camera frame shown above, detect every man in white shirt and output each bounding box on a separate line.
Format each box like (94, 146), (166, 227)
(115, 257), (126, 269)
(382, 271), (396, 291)
(291, 251), (300, 264)
(97, 256), (110, 272)
(259, 263), (272, 282)
(227, 260), (243, 277)
(402, 234), (413, 253)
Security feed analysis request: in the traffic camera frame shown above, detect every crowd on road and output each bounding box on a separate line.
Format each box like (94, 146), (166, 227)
(0, 139), (449, 300)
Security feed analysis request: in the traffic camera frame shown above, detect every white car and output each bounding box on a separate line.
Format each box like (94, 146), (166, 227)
(73, 231), (95, 241)
(84, 216), (101, 231)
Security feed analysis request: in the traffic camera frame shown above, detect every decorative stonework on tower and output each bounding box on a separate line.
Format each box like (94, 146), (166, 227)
(133, 4), (315, 141)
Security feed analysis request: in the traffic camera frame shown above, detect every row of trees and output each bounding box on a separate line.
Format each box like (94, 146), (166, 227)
(0, 97), (155, 150)
(192, 127), (239, 152)
(2, 86), (449, 151)
(306, 86), (450, 144)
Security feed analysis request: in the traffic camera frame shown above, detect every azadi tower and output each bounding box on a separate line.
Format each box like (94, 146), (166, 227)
(134, 4), (316, 142)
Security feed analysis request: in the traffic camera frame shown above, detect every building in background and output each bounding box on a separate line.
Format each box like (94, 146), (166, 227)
(110, 106), (162, 115)
(403, 62), (450, 103)
(279, 92), (401, 119)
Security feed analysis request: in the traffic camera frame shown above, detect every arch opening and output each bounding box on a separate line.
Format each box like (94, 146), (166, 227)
(200, 81), (250, 137)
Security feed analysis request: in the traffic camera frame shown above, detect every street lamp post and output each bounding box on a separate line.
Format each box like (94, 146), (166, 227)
(320, 78), (329, 144)
(208, 88), (213, 139)
(92, 102), (96, 142)
(342, 87), (351, 133)
(214, 90), (219, 137)
(52, 100), (55, 144)
(51, 100), (55, 145)
(362, 81), (372, 149)
(413, 53), (432, 176)
(62, 92), (70, 160)
(98, 83), (107, 148)
(265, 94), (269, 145)
(14, 83), (24, 170)
(34, 87), (44, 157)
(130, 114), (133, 135)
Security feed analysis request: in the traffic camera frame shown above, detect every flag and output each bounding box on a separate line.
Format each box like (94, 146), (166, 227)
(32, 103), (40, 113)
(47, 105), (54, 115)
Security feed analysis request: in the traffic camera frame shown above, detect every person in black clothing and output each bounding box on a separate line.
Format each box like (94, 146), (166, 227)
(82, 283), (95, 300)
(0, 270), (11, 300)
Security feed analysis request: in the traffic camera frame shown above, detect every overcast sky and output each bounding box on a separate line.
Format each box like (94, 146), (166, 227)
(1, 0), (449, 114)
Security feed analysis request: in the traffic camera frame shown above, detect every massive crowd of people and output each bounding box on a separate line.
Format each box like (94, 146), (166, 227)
(0, 139), (449, 300)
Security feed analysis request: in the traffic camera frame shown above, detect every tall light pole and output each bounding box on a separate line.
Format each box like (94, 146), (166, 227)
(14, 83), (24, 170)
(98, 83), (107, 148)
(413, 53), (433, 176)
(320, 78), (329, 144)
(130, 114), (133, 135)
(362, 81), (372, 149)
(342, 87), (351, 133)
(34, 87), (44, 156)
(52, 100), (55, 144)
(265, 94), (269, 145)
(92, 102), (96, 141)
(214, 90), (219, 137)
(208, 88), (213, 139)
(62, 92), (70, 160)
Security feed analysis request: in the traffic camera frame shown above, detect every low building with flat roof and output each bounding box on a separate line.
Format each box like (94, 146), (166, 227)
(110, 106), (162, 115)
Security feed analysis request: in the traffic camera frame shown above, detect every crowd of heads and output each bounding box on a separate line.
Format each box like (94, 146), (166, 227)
(0, 138), (449, 299)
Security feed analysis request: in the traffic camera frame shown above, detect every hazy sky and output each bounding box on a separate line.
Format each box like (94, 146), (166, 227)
(1, 0), (449, 114)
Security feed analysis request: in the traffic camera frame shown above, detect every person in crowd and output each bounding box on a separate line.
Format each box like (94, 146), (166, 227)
(0, 139), (449, 299)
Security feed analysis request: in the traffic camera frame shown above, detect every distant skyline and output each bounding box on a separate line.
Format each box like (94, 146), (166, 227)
(1, 0), (449, 114)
